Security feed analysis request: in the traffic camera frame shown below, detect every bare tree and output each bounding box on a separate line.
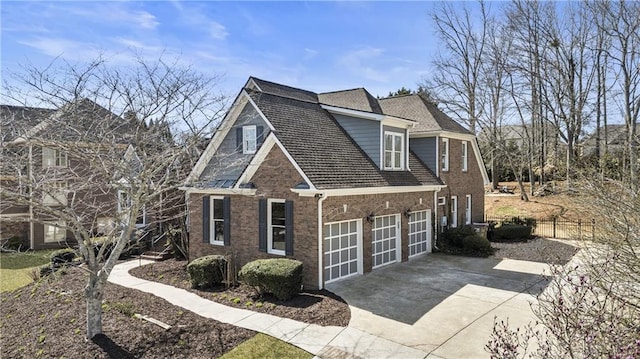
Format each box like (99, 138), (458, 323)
(0, 54), (225, 339)
(487, 174), (640, 357)
(588, 0), (640, 189)
(424, 0), (489, 133)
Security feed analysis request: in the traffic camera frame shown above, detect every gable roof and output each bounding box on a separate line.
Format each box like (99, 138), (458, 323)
(379, 95), (471, 135)
(248, 77), (318, 103)
(245, 89), (442, 189)
(318, 88), (383, 114)
(0, 105), (56, 143)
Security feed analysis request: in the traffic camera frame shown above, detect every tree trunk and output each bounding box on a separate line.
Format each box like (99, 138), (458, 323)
(85, 274), (104, 339)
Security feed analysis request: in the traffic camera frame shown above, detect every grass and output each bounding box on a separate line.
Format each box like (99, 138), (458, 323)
(0, 249), (57, 292)
(220, 333), (312, 359)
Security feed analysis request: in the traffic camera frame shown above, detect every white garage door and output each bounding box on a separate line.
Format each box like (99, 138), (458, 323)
(372, 214), (401, 269)
(409, 210), (431, 257)
(323, 219), (362, 283)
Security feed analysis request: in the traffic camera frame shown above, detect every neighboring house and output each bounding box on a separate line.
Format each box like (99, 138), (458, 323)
(183, 77), (489, 289)
(579, 124), (640, 157)
(0, 99), (147, 250)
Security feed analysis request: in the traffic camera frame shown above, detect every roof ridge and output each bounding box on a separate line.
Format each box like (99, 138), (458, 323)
(248, 77), (318, 99)
(318, 87), (366, 95)
(245, 87), (319, 105)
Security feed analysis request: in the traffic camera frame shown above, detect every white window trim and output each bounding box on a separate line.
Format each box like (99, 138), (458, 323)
(117, 190), (146, 227)
(451, 196), (458, 228)
(462, 141), (468, 172)
(43, 181), (67, 206)
(437, 196), (446, 206)
(243, 125), (257, 154)
(441, 138), (449, 172)
(383, 131), (405, 170)
(210, 196), (225, 245)
(44, 221), (66, 243)
(267, 199), (286, 256)
(465, 194), (472, 225)
(42, 147), (67, 168)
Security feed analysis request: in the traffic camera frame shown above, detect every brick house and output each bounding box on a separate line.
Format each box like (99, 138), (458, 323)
(183, 78), (489, 289)
(0, 99), (148, 250)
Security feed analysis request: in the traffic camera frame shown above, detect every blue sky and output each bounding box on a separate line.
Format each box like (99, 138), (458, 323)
(1, 1), (443, 100)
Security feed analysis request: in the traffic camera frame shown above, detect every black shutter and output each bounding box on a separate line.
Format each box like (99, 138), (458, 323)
(257, 125), (264, 146)
(285, 200), (294, 256)
(223, 196), (231, 246)
(258, 199), (267, 252)
(236, 127), (243, 152)
(202, 196), (210, 243)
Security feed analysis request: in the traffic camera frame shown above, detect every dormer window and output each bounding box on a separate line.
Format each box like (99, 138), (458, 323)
(383, 131), (404, 170)
(243, 125), (257, 154)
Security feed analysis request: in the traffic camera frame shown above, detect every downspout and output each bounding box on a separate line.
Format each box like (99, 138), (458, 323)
(28, 144), (34, 250)
(433, 189), (439, 251)
(316, 192), (328, 289)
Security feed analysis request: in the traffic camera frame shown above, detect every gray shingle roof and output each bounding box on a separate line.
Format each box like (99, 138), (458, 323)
(246, 89), (442, 189)
(379, 95), (471, 135)
(318, 88), (384, 114)
(249, 77), (318, 103)
(0, 105), (56, 142)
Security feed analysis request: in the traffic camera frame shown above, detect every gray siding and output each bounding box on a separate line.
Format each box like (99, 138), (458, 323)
(334, 114), (381, 167)
(199, 103), (270, 184)
(410, 137), (437, 172)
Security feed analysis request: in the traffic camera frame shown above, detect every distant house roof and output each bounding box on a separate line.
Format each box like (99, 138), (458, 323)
(246, 88), (442, 189)
(581, 124), (640, 147)
(318, 88), (384, 114)
(378, 94), (471, 135)
(0, 105), (56, 143)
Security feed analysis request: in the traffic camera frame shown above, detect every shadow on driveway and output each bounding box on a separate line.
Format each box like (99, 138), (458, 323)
(326, 253), (549, 325)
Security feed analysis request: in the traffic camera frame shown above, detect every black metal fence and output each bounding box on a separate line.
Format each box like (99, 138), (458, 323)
(484, 216), (596, 240)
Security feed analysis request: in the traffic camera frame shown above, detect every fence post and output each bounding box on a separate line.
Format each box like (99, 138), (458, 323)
(578, 219), (582, 240)
(591, 219), (595, 240)
(553, 217), (557, 239)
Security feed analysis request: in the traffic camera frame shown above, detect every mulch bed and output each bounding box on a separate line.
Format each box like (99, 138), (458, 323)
(491, 237), (579, 265)
(0, 266), (255, 358)
(128, 259), (351, 327)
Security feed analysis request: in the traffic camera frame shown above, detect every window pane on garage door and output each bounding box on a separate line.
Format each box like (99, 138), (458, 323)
(324, 219), (361, 282)
(409, 210), (431, 257)
(372, 214), (400, 269)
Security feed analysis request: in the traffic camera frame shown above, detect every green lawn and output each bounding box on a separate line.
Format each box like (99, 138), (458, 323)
(220, 333), (312, 359)
(0, 249), (57, 292)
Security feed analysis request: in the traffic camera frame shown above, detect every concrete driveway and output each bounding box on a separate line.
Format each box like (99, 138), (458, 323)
(326, 253), (551, 358)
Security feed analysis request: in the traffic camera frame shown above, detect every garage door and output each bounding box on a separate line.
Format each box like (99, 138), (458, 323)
(323, 219), (362, 283)
(409, 210), (431, 257)
(372, 214), (401, 269)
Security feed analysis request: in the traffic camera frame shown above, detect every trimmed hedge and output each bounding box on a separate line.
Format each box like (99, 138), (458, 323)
(440, 225), (477, 248)
(50, 248), (77, 265)
(239, 259), (303, 301)
(186, 255), (227, 289)
(461, 235), (493, 255)
(492, 224), (533, 242)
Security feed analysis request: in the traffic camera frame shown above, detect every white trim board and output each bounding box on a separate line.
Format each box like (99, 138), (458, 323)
(292, 184), (446, 197)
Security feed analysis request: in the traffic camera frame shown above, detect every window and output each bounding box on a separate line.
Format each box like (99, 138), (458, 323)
(438, 197), (446, 206)
(462, 141), (468, 172)
(202, 196), (230, 246)
(441, 138), (449, 172)
(268, 199), (286, 255)
(259, 199), (293, 256)
(42, 147), (67, 167)
(44, 221), (66, 243)
(43, 181), (67, 206)
(210, 197), (225, 245)
(450, 196), (458, 228)
(465, 195), (472, 225)
(243, 125), (257, 154)
(383, 131), (404, 170)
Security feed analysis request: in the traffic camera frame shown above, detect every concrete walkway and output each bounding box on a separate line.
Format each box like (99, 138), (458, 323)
(108, 259), (428, 358)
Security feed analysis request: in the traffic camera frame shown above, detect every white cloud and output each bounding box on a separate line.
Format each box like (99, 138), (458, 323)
(209, 22), (229, 40)
(304, 48), (319, 60)
(18, 37), (101, 60)
(337, 47), (389, 82)
(62, 4), (159, 30)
